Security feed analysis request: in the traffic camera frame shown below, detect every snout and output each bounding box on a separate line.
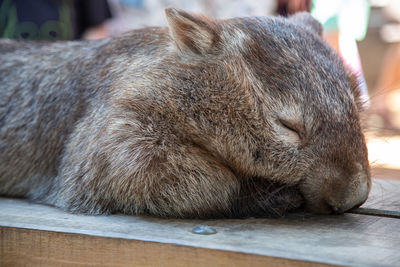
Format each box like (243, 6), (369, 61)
(301, 167), (371, 214)
(325, 176), (369, 214)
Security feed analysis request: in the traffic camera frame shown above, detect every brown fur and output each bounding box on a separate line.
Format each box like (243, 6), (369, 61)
(0, 9), (371, 218)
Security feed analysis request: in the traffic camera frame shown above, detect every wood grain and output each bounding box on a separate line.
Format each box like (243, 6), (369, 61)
(1, 227), (332, 267)
(362, 179), (400, 211)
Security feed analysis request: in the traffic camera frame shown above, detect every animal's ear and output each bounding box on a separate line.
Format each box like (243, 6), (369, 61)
(289, 12), (323, 37)
(165, 8), (221, 55)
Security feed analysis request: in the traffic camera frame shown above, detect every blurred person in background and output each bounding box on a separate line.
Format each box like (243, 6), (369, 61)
(371, 0), (400, 132)
(0, 0), (111, 40)
(277, 0), (310, 16)
(105, 0), (277, 36)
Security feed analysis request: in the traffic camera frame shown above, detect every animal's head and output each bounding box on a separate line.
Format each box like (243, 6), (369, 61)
(164, 8), (370, 214)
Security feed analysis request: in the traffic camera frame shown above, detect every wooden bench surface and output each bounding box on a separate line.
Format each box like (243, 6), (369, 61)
(1, 179), (399, 267)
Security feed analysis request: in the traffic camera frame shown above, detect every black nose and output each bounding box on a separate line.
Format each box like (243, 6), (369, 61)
(330, 205), (345, 215)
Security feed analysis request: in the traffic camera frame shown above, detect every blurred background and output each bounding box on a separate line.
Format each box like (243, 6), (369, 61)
(0, 0), (399, 180)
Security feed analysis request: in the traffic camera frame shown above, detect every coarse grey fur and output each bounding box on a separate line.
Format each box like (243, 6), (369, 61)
(0, 9), (370, 218)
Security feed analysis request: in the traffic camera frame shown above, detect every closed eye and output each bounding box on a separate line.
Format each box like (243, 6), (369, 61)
(278, 118), (303, 139)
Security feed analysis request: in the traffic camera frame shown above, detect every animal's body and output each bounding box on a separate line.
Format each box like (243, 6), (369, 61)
(0, 9), (370, 218)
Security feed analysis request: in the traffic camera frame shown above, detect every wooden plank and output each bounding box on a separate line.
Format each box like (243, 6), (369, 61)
(1, 227), (332, 267)
(0, 179), (400, 267)
(360, 179), (400, 211)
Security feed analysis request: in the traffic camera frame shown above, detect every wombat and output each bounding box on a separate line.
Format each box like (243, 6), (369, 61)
(0, 8), (371, 218)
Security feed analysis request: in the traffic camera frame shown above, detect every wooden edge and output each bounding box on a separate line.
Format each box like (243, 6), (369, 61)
(348, 207), (400, 219)
(0, 226), (336, 267)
